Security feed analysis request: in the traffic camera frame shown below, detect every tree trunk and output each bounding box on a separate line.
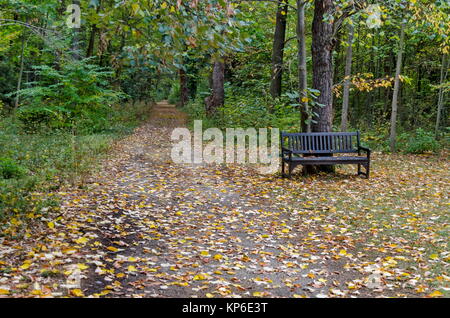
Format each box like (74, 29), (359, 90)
(435, 53), (448, 137)
(311, 0), (335, 133)
(71, 0), (81, 60)
(297, 0), (310, 132)
(205, 59), (225, 117)
(389, 23), (405, 153)
(270, 0), (288, 98)
(341, 23), (354, 131)
(86, 26), (97, 58)
(179, 68), (189, 107)
(14, 35), (26, 113)
(86, 0), (102, 58)
(309, 0), (336, 173)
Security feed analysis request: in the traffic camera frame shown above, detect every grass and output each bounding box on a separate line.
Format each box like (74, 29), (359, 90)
(0, 101), (152, 236)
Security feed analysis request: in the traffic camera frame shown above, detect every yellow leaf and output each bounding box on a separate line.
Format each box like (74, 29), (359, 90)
(161, 2), (167, 9)
(75, 237), (89, 244)
(128, 265), (137, 272)
(47, 221), (55, 229)
(62, 248), (77, 254)
(281, 228), (290, 233)
(339, 249), (347, 256)
(429, 254), (439, 260)
(206, 293), (214, 298)
(107, 246), (118, 252)
(131, 3), (140, 15)
(253, 292), (262, 297)
(301, 97), (309, 103)
(200, 251), (209, 256)
(116, 273), (125, 278)
(214, 254), (223, 260)
(0, 289), (10, 295)
(71, 289), (84, 297)
(20, 263), (31, 270)
(429, 290), (443, 297)
(193, 274), (207, 281)
(77, 264), (89, 270)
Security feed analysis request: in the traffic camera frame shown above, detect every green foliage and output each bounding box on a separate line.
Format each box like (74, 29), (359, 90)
(168, 81), (181, 105)
(16, 106), (67, 133)
(12, 58), (125, 134)
(362, 126), (442, 154)
(0, 157), (27, 179)
(0, 101), (151, 230)
(398, 128), (440, 154)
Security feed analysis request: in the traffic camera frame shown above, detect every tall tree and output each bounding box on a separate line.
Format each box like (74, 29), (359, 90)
(71, 0), (81, 60)
(205, 59), (225, 117)
(389, 22), (406, 153)
(86, 0), (102, 58)
(270, 0), (289, 98)
(179, 67), (190, 107)
(297, 0), (310, 132)
(340, 23), (354, 131)
(311, 0), (335, 133)
(14, 33), (26, 112)
(435, 53), (448, 136)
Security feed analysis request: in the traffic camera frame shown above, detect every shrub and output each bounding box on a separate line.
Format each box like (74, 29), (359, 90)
(16, 106), (68, 133)
(398, 128), (440, 154)
(0, 157), (27, 179)
(168, 82), (181, 105)
(10, 58), (125, 134)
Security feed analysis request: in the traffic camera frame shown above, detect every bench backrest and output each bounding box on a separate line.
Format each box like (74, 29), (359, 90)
(281, 132), (360, 154)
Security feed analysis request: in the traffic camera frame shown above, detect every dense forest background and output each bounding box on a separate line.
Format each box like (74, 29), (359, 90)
(0, 0), (449, 226)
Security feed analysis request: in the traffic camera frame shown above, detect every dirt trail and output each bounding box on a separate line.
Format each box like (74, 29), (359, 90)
(4, 101), (421, 298)
(63, 101), (342, 297)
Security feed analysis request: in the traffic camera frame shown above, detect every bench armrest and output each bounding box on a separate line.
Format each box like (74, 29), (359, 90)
(282, 147), (292, 154)
(281, 147), (293, 159)
(358, 146), (371, 157)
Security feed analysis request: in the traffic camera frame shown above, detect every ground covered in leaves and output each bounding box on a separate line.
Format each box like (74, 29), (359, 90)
(1, 102), (449, 298)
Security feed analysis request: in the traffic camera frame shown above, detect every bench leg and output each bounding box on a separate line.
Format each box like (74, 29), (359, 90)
(357, 163), (370, 178)
(281, 160), (286, 178)
(288, 162), (294, 179)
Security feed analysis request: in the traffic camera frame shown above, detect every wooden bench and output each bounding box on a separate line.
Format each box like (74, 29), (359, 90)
(280, 132), (371, 178)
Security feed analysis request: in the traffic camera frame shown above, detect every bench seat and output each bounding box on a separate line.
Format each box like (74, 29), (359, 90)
(286, 156), (369, 165)
(280, 131), (371, 178)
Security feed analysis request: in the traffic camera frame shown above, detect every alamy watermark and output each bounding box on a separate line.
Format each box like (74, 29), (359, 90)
(171, 121), (280, 174)
(66, 4), (81, 29)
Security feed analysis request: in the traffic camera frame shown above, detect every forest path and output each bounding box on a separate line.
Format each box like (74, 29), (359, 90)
(60, 101), (345, 297)
(4, 101), (441, 298)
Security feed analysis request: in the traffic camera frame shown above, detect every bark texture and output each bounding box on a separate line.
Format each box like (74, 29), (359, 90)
(341, 23), (354, 131)
(270, 0), (288, 98)
(297, 0), (310, 132)
(389, 23), (405, 152)
(179, 68), (190, 107)
(311, 0), (335, 133)
(205, 60), (225, 117)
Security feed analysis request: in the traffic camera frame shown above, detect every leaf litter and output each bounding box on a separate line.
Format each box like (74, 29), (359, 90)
(0, 102), (448, 298)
